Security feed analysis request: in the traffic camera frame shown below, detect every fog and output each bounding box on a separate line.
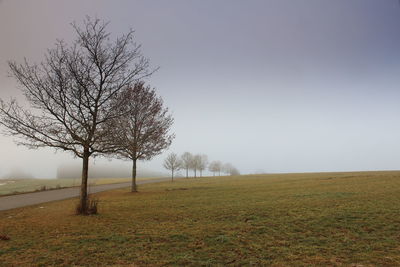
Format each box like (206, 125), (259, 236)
(2, 168), (34, 180)
(1, 0), (400, 178)
(56, 163), (167, 180)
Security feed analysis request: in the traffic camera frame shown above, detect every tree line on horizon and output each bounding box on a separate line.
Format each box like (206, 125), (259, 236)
(163, 152), (240, 181)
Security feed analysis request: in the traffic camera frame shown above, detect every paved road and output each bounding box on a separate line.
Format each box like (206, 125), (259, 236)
(0, 178), (171, 211)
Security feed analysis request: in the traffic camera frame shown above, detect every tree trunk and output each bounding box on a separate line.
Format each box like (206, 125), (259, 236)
(194, 169), (197, 178)
(80, 147), (90, 214)
(131, 159), (137, 192)
(200, 170), (202, 177)
(172, 169), (174, 182)
(186, 168), (188, 178)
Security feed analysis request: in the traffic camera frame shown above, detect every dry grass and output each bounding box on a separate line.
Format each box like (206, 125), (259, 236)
(1, 171), (400, 266)
(0, 177), (158, 196)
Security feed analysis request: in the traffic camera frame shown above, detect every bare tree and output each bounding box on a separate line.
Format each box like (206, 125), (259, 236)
(163, 153), (181, 181)
(198, 154), (208, 177)
(209, 161), (222, 176)
(180, 152), (193, 178)
(223, 163), (240, 176)
(0, 17), (153, 214)
(230, 167), (240, 176)
(191, 154), (202, 178)
(222, 163), (233, 175)
(109, 82), (174, 192)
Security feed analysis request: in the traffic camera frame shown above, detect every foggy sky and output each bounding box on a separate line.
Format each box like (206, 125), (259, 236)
(1, 0), (400, 178)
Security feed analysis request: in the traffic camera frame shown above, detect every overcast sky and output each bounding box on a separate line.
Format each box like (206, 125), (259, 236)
(1, 0), (400, 178)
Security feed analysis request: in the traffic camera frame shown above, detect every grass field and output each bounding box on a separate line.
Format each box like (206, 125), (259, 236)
(0, 177), (158, 196)
(1, 171), (400, 266)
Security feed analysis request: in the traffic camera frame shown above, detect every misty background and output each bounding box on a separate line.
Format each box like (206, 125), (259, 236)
(1, 0), (400, 178)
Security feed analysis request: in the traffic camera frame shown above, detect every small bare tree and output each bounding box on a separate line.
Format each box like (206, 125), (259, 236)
(0, 17), (153, 214)
(230, 167), (240, 176)
(223, 163), (232, 175)
(109, 82), (174, 192)
(163, 153), (181, 181)
(180, 152), (193, 178)
(190, 154), (202, 178)
(223, 163), (240, 176)
(209, 161), (222, 176)
(198, 154), (208, 177)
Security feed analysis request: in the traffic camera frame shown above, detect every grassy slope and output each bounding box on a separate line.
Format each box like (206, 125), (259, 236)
(1, 171), (400, 266)
(0, 177), (158, 196)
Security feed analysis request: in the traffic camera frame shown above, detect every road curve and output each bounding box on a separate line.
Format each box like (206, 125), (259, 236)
(0, 178), (171, 211)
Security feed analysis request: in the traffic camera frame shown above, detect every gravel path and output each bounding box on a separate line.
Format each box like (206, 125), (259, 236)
(0, 178), (170, 211)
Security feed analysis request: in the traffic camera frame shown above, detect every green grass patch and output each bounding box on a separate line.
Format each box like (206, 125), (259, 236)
(1, 171), (400, 266)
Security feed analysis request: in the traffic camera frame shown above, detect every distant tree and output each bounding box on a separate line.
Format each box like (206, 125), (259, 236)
(198, 154), (208, 177)
(109, 82), (174, 192)
(163, 153), (181, 181)
(0, 17), (153, 214)
(222, 163), (233, 175)
(230, 167), (240, 176)
(209, 161), (222, 176)
(191, 154), (202, 178)
(180, 152), (193, 178)
(208, 162), (217, 176)
(223, 163), (240, 176)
